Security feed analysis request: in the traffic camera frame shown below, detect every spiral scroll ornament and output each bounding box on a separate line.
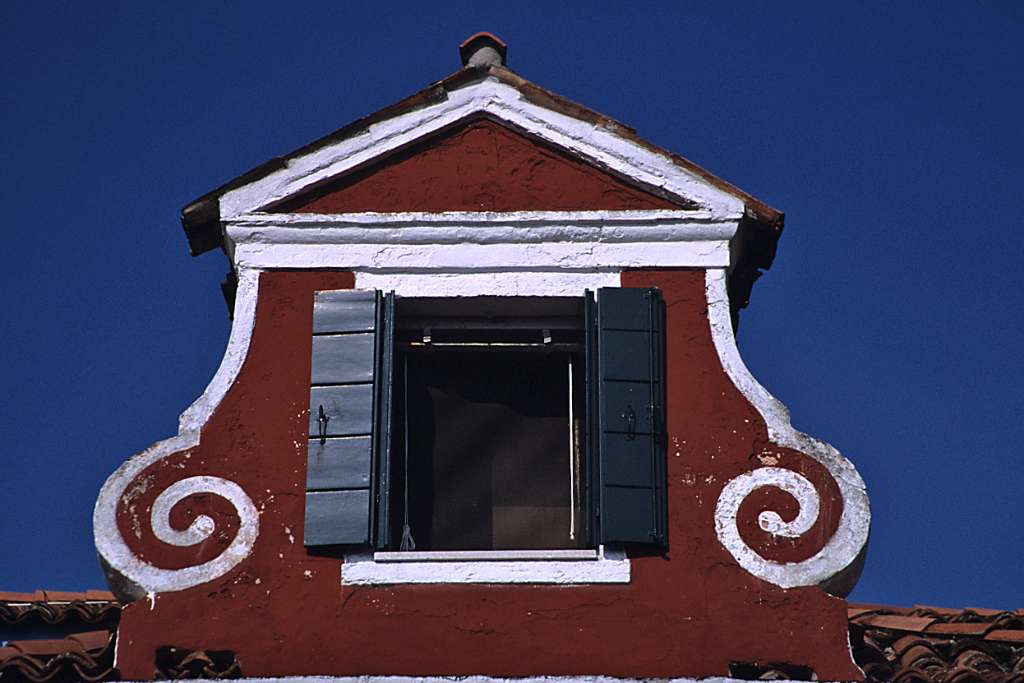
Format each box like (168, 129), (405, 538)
(705, 269), (870, 592)
(95, 467), (259, 600)
(713, 467), (822, 585)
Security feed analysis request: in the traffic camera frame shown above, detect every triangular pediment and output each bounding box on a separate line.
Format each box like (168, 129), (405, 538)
(190, 77), (776, 256)
(265, 118), (691, 214)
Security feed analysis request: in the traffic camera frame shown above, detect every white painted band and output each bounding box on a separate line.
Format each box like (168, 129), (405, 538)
(705, 269), (871, 591)
(232, 240), (730, 271)
(229, 209), (736, 228)
(354, 271), (621, 297)
(342, 547), (629, 585)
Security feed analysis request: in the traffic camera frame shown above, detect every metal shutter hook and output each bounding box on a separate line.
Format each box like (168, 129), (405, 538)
(623, 404), (637, 441)
(317, 405), (329, 445)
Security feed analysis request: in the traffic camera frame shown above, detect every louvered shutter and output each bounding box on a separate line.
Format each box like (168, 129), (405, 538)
(595, 287), (668, 548)
(304, 289), (385, 546)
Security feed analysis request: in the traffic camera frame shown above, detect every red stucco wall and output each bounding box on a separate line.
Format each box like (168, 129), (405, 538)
(272, 119), (685, 213)
(113, 268), (857, 680)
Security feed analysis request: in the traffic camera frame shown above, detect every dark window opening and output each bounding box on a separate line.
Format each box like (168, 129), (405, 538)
(387, 297), (587, 551)
(302, 287), (668, 552)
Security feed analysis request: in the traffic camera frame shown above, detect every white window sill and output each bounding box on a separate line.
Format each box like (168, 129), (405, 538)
(342, 546), (630, 585)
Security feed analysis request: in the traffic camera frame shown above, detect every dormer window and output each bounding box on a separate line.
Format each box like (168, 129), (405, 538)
(303, 288), (668, 554)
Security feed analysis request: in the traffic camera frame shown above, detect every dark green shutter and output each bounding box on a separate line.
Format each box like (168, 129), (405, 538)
(596, 287), (668, 548)
(304, 289), (382, 546)
(373, 292), (397, 549)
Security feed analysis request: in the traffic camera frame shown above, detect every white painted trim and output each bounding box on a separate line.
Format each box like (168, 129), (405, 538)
(93, 269), (262, 600)
(342, 547), (629, 585)
(373, 549), (600, 562)
(354, 271), (621, 297)
(232, 241), (729, 271)
(179, 268), (260, 433)
(705, 269), (871, 591)
(227, 215), (736, 246)
(224, 211), (738, 273)
(230, 209), (738, 228)
(218, 79), (746, 220)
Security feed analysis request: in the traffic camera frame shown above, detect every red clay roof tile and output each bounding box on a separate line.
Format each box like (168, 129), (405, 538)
(925, 622), (993, 636)
(983, 629), (1024, 644)
(0, 631), (115, 682)
(850, 602), (1024, 683)
(861, 614), (938, 632)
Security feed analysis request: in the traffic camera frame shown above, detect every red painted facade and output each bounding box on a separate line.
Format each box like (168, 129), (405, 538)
(110, 126), (857, 680)
(272, 119), (684, 213)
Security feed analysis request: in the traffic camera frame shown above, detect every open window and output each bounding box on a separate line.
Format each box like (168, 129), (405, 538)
(303, 288), (667, 553)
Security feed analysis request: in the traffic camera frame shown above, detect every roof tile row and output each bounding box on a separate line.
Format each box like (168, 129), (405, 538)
(0, 590), (119, 628)
(0, 630), (115, 682)
(850, 603), (1024, 683)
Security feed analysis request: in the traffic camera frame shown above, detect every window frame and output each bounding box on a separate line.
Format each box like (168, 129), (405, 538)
(304, 287), (667, 583)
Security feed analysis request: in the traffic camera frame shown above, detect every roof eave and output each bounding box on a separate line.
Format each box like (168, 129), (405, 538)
(180, 64), (783, 262)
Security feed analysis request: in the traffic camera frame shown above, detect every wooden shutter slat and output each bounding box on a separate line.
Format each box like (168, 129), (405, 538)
(313, 290), (376, 333)
(596, 286), (668, 548)
(601, 381), (655, 435)
(304, 490), (371, 545)
(305, 289), (379, 548)
(601, 434), (656, 488)
(599, 487), (656, 543)
(306, 437), (373, 490)
(311, 334), (376, 384)
(600, 330), (653, 381)
(308, 384), (374, 437)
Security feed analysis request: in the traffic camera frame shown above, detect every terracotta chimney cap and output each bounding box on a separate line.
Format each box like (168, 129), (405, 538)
(459, 32), (507, 68)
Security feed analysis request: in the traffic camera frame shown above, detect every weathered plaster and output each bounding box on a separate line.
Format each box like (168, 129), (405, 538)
(225, 211), (737, 273)
(705, 268), (870, 591)
(232, 240), (730, 272)
(354, 271), (621, 297)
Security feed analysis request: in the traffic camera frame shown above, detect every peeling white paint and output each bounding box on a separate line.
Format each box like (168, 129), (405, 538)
(232, 240), (730, 272)
(705, 268), (870, 592)
(355, 271), (620, 297)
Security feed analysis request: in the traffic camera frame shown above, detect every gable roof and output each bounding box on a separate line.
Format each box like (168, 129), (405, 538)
(181, 62), (784, 259)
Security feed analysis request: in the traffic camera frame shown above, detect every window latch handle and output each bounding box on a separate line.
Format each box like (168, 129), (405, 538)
(317, 404), (329, 445)
(623, 404), (637, 441)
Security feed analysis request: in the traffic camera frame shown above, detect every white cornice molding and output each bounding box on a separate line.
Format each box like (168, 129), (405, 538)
(225, 210), (739, 271)
(231, 240), (730, 271)
(217, 79), (746, 220)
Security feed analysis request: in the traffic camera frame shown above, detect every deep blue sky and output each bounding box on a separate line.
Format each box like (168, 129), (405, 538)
(2, 3), (1021, 609)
